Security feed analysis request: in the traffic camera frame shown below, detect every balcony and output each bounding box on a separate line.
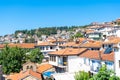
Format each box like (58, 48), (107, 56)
(58, 57), (68, 67)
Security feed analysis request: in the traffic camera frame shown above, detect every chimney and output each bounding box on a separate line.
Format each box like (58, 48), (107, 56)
(75, 39), (80, 44)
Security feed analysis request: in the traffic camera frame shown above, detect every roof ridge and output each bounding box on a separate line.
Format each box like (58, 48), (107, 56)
(61, 48), (69, 55)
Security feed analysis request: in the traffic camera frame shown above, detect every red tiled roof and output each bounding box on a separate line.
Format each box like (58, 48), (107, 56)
(80, 50), (114, 61)
(37, 63), (53, 73)
(0, 44), (4, 49)
(11, 43), (35, 48)
(6, 70), (42, 80)
(0, 43), (35, 49)
(49, 48), (87, 56)
(36, 42), (56, 46)
(81, 41), (102, 48)
(103, 37), (120, 44)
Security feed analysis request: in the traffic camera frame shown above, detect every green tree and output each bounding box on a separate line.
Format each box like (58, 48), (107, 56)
(109, 75), (120, 80)
(27, 48), (44, 64)
(74, 71), (90, 80)
(0, 46), (27, 74)
(90, 65), (120, 80)
(0, 46), (43, 74)
(73, 32), (83, 38)
(25, 38), (35, 43)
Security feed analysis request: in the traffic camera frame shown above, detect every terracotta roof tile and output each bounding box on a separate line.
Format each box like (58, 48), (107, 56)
(80, 50), (114, 61)
(7, 70), (42, 80)
(6, 73), (19, 80)
(60, 42), (80, 47)
(85, 29), (95, 34)
(80, 41), (102, 48)
(0, 44), (5, 49)
(0, 43), (35, 49)
(36, 42), (56, 46)
(49, 48), (87, 56)
(37, 63), (53, 73)
(49, 38), (67, 43)
(103, 37), (120, 44)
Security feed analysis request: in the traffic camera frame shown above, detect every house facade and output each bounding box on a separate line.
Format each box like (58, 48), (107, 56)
(48, 46), (115, 74)
(35, 41), (57, 57)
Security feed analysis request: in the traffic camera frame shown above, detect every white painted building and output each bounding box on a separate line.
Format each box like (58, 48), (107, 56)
(113, 42), (120, 76)
(48, 37), (120, 79)
(48, 48), (114, 74)
(35, 41), (57, 57)
(48, 48), (88, 73)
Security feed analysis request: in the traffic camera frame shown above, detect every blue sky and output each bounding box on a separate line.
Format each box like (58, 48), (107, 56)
(0, 0), (120, 36)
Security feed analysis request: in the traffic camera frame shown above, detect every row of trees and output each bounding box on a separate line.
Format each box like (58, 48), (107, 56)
(74, 65), (120, 80)
(0, 46), (43, 74)
(15, 26), (86, 37)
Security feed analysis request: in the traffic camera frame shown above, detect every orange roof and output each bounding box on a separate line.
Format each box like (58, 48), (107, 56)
(0, 44), (5, 49)
(85, 29), (95, 34)
(6, 70), (42, 80)
(0, 43), (35, 49)
(78, 38), (86, 42)
(51, 38), (67, 43)
(80, 50), (114, 61)
(6, 73), (19, 80)
(60, 42), (80, 47)
(81, 41), (102, 48)
(36, 42), (56, 46)
(37, 63), (53, 73)
(8, 43), (35, 48)
(49, 48), (87, 56)
(103, 37), (120, 44)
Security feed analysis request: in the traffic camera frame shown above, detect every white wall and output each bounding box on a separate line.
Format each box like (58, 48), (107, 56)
(114, 48), (120, 76)
(88, 34), (99, 38)
(68, 56), (90, 73)
(49, 56), (59, 66)
(116, 30), (120, 37)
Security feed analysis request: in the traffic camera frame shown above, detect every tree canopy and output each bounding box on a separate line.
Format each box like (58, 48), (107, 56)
(74, 65), (120, 80)
(90, 65), (120, 80)
(74, 71), (90, 80)
(15, 26), (86, 37)
(0, 46), (27, 74)
(0, 46), (43, 74)
(26, 48), (44, 64)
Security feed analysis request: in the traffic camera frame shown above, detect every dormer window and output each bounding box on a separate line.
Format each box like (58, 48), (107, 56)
(30, 66), (33, 70)
(27, 66), (29, 69)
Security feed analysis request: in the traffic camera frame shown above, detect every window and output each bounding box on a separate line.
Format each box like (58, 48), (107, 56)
(50, 46), (53, 49)
(50, 56), (51, 61)
(119, 60), (120, 68)
(27, 66), (29, 69)
(108, 45), (112, 48)
(114, 48), (119, 52)
(50, 55), (56, 62)
(88, 59), (90, 65)
(84, 58), (86, 64)
(30, 66), (33, 70)
(52, 56), (56, 62)
(42, 47), (44, 50)
(46, 46), (49, 50)
(40, 47), (42, 50)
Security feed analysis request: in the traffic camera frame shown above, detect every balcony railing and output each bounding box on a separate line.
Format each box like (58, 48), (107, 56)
(58, 61), (67, 67)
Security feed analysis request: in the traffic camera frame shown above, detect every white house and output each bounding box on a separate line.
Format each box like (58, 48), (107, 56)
(80, 50), (114, 74)
(48, 48), (88, 73)
(35, 41), (57, 57)
(113, 40), (120, 76)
